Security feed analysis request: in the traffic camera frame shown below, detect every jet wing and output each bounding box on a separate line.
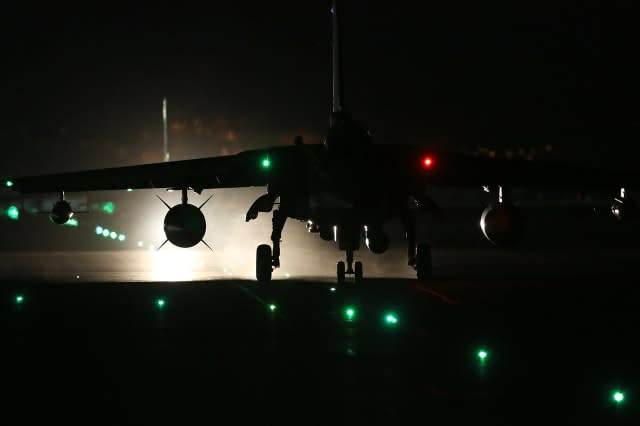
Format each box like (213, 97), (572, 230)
(7, 142), (638, 196)
(7, 147), (298, 194)
(380, 145), (639, 189)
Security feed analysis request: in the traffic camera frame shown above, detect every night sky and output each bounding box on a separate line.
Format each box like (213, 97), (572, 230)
(2, 1), (639, 177)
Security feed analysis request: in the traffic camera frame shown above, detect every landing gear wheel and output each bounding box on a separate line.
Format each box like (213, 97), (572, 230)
(256, 244), (273, 282)
(354, 261), (363, 283)
(416, 242), (432, 280)
(337, 261), (346, 285)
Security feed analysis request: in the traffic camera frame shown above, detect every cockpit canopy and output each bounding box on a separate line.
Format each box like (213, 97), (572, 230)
(324, 112), (372, 154)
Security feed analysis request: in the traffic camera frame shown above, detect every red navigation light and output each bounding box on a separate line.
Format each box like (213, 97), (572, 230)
(422, 156), (434, 168)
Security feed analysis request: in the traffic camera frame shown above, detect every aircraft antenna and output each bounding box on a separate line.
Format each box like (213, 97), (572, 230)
(163, 97), (170, 162)
(330, 0), (344, 125)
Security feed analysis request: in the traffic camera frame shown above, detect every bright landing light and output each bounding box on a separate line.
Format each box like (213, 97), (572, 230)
(149, 249), (201, 281)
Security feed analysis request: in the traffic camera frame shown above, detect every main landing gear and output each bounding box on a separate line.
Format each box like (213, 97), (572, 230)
(336, 249), (363, 284)
(254, 205), (433, 282)
(256, 244), (272, 282)
(415, 242), (432, 280)
(256, 208), (287, 283)
(403, 209), (432, 280)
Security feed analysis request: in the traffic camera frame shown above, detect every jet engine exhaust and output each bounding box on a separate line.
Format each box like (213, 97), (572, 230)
(50, 200), (73, 224)
(364, 225), (390, 254)
(164, 204), (206, 248)
(480, 203), (524, 246)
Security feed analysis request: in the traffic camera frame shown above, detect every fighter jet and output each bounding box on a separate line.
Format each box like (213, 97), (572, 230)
(6, 1), (639, 283)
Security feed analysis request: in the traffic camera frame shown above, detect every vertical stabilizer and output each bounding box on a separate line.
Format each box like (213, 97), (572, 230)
(330, 0), (344, 126)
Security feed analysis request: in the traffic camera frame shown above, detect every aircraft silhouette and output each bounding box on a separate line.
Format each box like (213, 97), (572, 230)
(6, 1), (639, 283)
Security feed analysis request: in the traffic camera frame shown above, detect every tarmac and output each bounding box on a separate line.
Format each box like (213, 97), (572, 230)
(3, 251), (639, 424)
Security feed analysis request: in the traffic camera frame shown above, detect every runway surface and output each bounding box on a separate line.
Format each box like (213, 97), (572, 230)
(3, 268), (639, 424)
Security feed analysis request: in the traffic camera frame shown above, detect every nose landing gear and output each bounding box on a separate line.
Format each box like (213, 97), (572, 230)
(336, 249), (363, 284)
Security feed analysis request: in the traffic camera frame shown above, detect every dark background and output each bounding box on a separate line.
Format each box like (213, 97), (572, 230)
(1, 1), (638, 177)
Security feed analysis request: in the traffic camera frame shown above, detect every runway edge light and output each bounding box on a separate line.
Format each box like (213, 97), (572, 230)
(477, 348), (489, 363)
(7, 205), (19, 220)
(344, 306), (356, 321)
(612, 390), (625, 404)
(261, 157), (271, 169)
(65, 218), (79, 227)
(384, 312), (398, 325)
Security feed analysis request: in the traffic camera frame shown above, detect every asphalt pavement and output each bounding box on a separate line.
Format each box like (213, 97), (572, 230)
(3, 272), (639, 424)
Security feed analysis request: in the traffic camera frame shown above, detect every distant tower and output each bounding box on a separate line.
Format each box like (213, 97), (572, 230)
(162, 97), (170, 162)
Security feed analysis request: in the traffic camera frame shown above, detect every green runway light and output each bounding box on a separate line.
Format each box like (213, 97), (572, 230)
(384, 312), (398, 325)
(118, 234), (126, 242)
(65, 218), (79, 227)
(137, 241), (144, 248)
(477, 349), (489, 362)
(96, 226), (103, 235)
(7, 205), (19, 220)
(261, 157), (271, 169)
(102, 202), (115, 214)
(613, 391), (625, 404)
(102, 229), (110, 237)
(110, 231), (117, 240)
(15, 294), (24, 305)
(329, 287), (336, 292)
(156, 298), (166, 309)
(5, 180), (14, 188)
(127, 188), (133, 192)
(344, 306), (356, 321)
(268, 304), (277, 312)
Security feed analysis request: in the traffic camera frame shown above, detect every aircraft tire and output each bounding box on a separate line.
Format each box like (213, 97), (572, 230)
(256, 244), (272, 282)
(354, 261), (363, 283)
(337, 261), (346, 285)
(416, 243), (432, 280)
